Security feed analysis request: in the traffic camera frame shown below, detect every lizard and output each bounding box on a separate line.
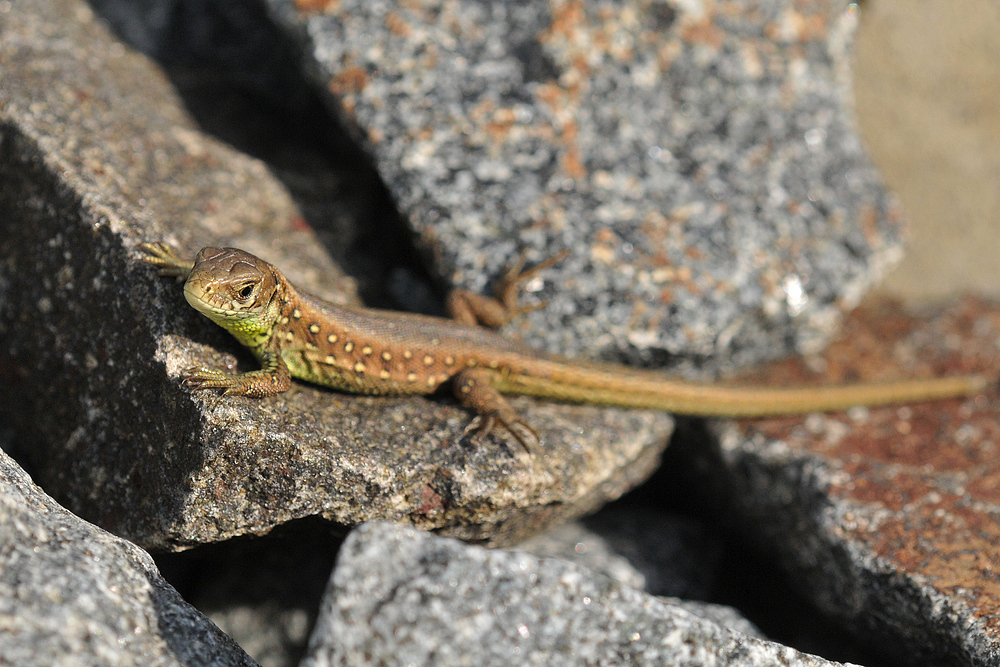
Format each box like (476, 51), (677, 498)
(139, 242), (992, 449)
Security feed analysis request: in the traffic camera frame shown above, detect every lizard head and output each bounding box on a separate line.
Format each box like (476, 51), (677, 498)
(184, 247), (284, 349)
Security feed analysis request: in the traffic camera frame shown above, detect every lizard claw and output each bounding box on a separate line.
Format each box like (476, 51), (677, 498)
(137, 242), (195, 279)
(496, 248), (570, 315)
(181, 363), (290, 398)
(182, 367), (237, 391)
(446, 249), (568, 327)
(462, 414), (540, 456)
(505, 421), (540, 455)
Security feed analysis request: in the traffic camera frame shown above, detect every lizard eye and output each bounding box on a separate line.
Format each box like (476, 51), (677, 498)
(237, 283), (255, 300)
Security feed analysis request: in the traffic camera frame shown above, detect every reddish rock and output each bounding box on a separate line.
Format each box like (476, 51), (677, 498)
(711, 296), (1000, 664)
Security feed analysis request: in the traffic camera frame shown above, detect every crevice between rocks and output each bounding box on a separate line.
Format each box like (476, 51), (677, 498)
(88, 0), (441, 312)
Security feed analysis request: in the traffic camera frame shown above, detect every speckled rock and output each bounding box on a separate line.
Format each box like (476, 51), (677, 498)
(679, 297), (1000, 665)
(0, 447), (256, 666)
(518, 505), (722, 598)
(269, 0), (901, 373)
(517, 511), (759, 637)
(663, 598), (766, 639)
(0, 0), (672, 551)
(302, 522), (854, 667)
(153, 525), (343, 667)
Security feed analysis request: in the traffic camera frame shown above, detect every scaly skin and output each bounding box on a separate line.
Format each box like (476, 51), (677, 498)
(140, 243), (992, 450)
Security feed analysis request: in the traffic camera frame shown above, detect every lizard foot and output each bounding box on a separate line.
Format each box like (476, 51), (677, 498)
(137, 242), (195, 279)
(453, 367), (540, 454)
(181, 366), (290, 398)
(182, 367), (241, 392)
(446, 248), (569, 327)
(462, 413), (540, 455)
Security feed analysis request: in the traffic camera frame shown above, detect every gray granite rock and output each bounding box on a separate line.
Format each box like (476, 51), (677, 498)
(270, 0), (902, 374)
(519, 505), (722, 599)
(0, 0), (672, 552)
(302, 522), (856, 667)
(518, 518), (648, 590)
(153, 526), (342, 667)
(0, 446), (256, 666)
(662, 598), (766, 639)
(87, 0), (409, 307)
(517, 511), (760, 637)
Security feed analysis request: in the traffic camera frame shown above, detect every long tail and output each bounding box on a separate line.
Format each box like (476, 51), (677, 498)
(495, 361), (991, 416)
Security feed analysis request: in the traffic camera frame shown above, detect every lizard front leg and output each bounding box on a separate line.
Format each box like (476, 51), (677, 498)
(452, 368), (539, 452)
(184, 348), (291, 398)
(446, 250), (568, 327)
(138, 242), (195, 280)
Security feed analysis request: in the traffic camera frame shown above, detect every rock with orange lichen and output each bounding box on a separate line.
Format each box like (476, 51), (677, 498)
(676, 296), (1000, 665)
(269, 0), (901, 375)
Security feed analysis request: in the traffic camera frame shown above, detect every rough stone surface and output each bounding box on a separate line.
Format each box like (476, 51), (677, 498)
(88, 0), (412, 308)
(518, 505), (722, 598)
(684, 297), (1000, 666)
(0, 447), (257, 666)
(0, 0), (672, 552)
(662, 598), (766, 639)
(154, 524), (343, 667)
(271, 0), (902, 374)
(302, 522), (854, 667)
(519, 514), (760, 636)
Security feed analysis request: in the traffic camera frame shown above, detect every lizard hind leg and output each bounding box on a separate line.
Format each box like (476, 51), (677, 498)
(446, 249), (569, 328)
(453, 368), (539, 454)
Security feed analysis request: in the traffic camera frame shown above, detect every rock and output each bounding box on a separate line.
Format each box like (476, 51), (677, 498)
(269, 0), (901, 373)
(153, 523), (343, 667)
(661, 598), (766, 639)
(0, 0), (672, 551)
(677, 296), (1000, 665)
(0, 446), (256, 666)
(517, 509), (760, 637)
(302, 522), (855, 666)
(519, 505), (722, 599)
(88, 0), (412, 307)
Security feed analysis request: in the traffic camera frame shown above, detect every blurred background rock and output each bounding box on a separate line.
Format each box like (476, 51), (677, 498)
(856, 0), (1000, 301)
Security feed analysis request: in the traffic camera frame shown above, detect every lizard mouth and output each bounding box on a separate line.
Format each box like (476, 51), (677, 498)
(183, 277), (251, 321)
